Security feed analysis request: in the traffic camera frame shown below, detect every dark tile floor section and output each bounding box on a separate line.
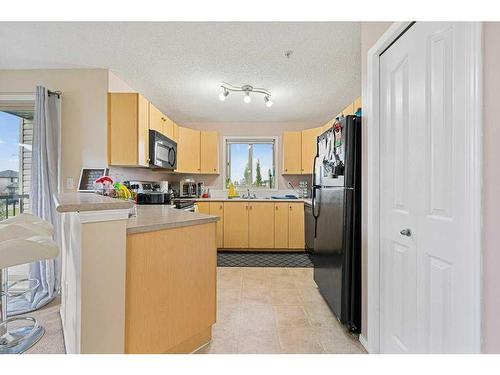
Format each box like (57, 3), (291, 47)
(217, 251), (314, 268)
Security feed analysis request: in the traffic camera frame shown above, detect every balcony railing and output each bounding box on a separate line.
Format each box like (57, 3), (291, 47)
(0, 194), (30, 221)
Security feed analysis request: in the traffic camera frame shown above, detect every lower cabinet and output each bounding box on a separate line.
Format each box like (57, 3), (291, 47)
(248, 202), (275, 249)
(274, 202), (289, 248)
(223, 202), (249, 248)
(288, 202), (305, 249)
(198, 200), (305, 251)
(209, 202), (224, 248)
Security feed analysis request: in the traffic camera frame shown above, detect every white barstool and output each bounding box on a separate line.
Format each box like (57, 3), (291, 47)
(0, 214), (59, 354)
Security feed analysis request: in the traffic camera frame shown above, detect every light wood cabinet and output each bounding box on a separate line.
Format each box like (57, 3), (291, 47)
(149, 103), (174, 139)
(126, 223), (216, 353)
(301, 126), (323, 174)
(196, 201), (210, 214)
(149, 103), (164, 134)
(353, 96), (362, 113)
(176, 126), (201, 173)
(248, 202), (275, 249)
(283, 131), (302, 174)
(108, 93), (149, 167)
(172, 122), (179, 142)
(200, 131), (219, 174)
(274, 202), (289, 248)
(288, 202), (305, 249)
(209, 202), (224, 248)
(223, 202), (249, 248)
(342, 103), (355, 117)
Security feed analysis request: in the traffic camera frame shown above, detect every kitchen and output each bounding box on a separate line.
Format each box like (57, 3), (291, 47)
(0, 21), (364, 355)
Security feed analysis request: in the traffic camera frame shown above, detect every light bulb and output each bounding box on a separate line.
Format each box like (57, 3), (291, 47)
(219, 88), (229, 102)
(244, 92), (251, 103)
(265, 96), (273, 107)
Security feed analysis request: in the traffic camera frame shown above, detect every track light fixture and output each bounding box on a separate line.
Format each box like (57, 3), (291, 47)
(218, 87), (229, 101)
(218, 82), (273, 107)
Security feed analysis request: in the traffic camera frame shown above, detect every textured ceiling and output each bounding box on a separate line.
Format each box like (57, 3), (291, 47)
(0, 22), (361, 125)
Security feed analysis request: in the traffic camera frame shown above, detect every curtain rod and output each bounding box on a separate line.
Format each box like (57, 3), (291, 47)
(48, 90), (62, 98)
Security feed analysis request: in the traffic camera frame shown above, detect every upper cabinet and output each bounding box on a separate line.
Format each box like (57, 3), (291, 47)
(301, 126), (323, 174)
(108, 93), (149, 167)
(282, 127), (322, 175)
(149, 103), (174, 140)
(353, 96), (362, 113)
(176, 126), (201, 173)
(200, 131), (219, 174)
(282, 96), (362, 176)
(282, 131), (302, 174)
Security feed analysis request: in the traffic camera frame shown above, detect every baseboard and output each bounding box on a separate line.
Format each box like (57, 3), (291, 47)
(359, 334), (369, 353)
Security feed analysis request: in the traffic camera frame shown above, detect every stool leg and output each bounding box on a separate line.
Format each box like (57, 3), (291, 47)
(0, 268), (7, 337)
(0, 268), (45, 354)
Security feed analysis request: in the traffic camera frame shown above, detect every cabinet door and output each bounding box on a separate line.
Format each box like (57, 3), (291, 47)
(209, 202), (224, 248)
(283, 131), (302, 174)
(200, 131), (219, 174)
(177, 126), (201, 173)
(163, 116), (174, 140)
(248, 202), (275, 249)
(274, 202), (289, 249)
(353, 96), (362, 113)
(342, 103), (355, 116)
(137, 94), (150, 167)
(172, 122), (179, 143)
(288, 202), (305, 249)
(301, 126), (323, 174)
(196, 201), (210, 214)
(223, 202), (248, 248)
(149, 103), (164, 134)
(108, 93), (139, 166)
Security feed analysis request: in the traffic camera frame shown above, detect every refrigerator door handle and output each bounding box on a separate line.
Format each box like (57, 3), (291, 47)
(312, 155), (319, 187)
(312, 186), (321, 220)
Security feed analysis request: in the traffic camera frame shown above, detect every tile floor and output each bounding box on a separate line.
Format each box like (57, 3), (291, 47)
(195, 267), (366, 354)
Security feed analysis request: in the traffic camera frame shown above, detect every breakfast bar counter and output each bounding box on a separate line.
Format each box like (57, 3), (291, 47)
(55, 193), (218, 354)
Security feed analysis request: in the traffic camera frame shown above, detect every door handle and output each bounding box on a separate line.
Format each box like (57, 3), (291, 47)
(400, 228), (412, 237)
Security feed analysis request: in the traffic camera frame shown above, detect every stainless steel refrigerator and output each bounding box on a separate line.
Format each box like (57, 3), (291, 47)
(311, 115), (361, 332)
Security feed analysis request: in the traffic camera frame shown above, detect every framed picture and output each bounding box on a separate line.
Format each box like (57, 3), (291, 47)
(78, 168), (109, 192)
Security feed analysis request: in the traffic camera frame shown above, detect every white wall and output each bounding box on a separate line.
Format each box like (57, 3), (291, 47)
(482, 21), (500, 354)
(0, 69), (109, 192)
(360, 21), (393, 339)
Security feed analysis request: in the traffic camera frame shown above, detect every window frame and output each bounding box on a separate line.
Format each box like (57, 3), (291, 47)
(223, 136), (279, 191)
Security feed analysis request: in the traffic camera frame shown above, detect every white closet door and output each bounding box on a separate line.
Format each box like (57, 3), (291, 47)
(379, 26), (419, 354)
(380, 22), (475, 353)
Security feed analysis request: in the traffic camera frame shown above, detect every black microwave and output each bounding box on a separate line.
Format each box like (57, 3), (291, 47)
(149, 130), (177, 170)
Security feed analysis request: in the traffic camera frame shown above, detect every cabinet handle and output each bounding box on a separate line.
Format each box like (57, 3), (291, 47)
(275, 206), (278, 210)
(289, 206), (292, 210)
(220, 205), (223, 209)
(249, 206), (252, 210)
(285, 168), (288, 172)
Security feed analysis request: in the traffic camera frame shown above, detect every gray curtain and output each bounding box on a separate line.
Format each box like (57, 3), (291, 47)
(9, 86), (61, 315)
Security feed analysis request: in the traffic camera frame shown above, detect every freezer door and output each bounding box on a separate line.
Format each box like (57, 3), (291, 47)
(312, 187), (345, 319)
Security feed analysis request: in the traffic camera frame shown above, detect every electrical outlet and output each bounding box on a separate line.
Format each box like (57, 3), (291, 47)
(66, 177), (74, 190)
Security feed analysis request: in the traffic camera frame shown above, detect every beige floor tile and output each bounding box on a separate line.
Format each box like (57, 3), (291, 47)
(242, 276), (270, 289)
(266, 267), (291, 277)
(242, 267), (269, 280)
(239, 304), (276, 332)
(269, 275), (297, 289)
(277, 326), (324, 354)
(274, 305), (310, 328)
(195, 335), (238, 354)
(270, 288), (302, 305)
(241, 284), (271, 305)
(217, 286), (241, 306)
(216, 304), (241, 327)
(237, 327), (281, 354)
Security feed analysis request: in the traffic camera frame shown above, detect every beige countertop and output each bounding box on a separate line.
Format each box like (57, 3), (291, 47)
(127, 205), (219, 234)
(55, 193), (134, 213)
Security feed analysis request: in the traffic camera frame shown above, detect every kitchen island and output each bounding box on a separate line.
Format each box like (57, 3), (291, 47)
(55, 193), (218, 354)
